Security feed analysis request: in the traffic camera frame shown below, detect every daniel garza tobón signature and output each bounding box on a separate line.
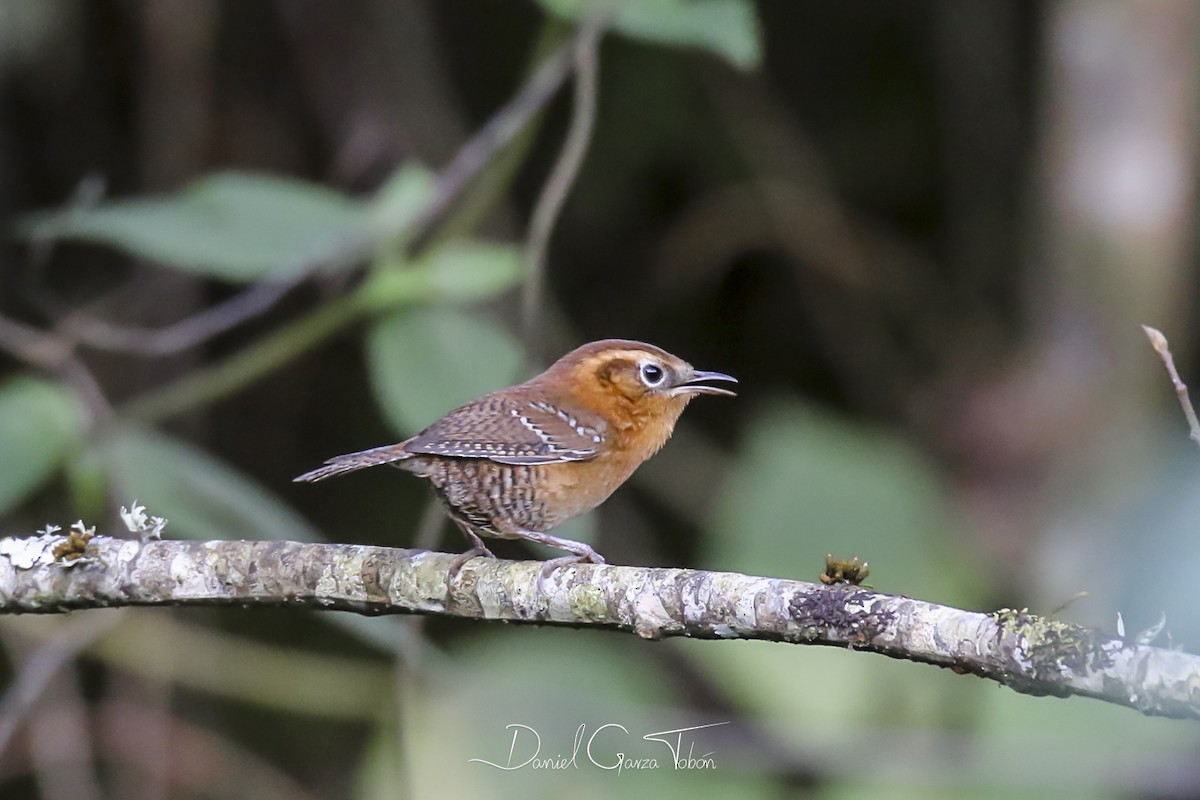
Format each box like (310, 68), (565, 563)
(468, 722), (728, 776)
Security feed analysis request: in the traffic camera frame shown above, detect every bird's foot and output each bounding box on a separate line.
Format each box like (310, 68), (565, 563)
(535, 546), (606, 603)
(445, 520), (497, 584)
(447, 544), (497, 580)
(444, 533), (498, 603)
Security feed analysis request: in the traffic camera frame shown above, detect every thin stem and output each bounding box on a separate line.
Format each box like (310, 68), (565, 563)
(406, 24), (583, 245)
(113, 21), (606, 425)
(62, 275), (303, 357)
(0, 314), (112, 424)
(120, 292), (366, 424)
(521, 13), (607, 350)
(1143, 324), (1200, 448)
(0, 609), (125, 756)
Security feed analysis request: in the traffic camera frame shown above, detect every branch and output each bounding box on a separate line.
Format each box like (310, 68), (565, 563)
(116, 20), (605, 425)
(3, 534), (1198, 720)
(0, 314), (112, 423)
(57, 275), (303, 357)
(1143, 324), (1200, 448)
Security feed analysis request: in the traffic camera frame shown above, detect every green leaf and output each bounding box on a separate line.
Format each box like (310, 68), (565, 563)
(690, 403), (986, 736)
(539, 0), (761, 70)
(369, 162), (436, 240)
(101, 426), (322, 542)
(65, 443), (111, 523)
(705, 401), (978, 603)
(19, 171), (370, 282)
(366, 306), (524, 435)
(0, 378), (85, 516)
(359, 239), (523, 311)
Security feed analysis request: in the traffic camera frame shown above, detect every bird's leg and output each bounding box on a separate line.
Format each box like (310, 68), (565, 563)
(508, 529), (606, 599)
(453, 520), (497, 560)
(446, 518), (497, 584)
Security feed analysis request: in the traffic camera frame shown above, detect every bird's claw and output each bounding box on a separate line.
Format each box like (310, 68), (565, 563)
(535, 550), (605, 604)
(445, 545), (498, 600)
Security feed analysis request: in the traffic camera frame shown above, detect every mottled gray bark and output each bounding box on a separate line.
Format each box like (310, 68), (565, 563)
(2, 532), (1197, 720)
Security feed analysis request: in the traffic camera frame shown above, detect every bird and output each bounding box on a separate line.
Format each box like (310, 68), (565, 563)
(294, 339), (736, 589)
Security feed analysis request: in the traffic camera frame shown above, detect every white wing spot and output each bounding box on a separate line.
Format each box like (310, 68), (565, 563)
(514, 409), (554, 444)
(529, 400), (601, 441)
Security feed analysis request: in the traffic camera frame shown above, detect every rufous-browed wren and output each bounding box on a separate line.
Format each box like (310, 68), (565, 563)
(295, 339), (736, 582)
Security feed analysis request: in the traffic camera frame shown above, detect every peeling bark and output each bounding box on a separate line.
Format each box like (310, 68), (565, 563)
(2, 533), (1198, 720)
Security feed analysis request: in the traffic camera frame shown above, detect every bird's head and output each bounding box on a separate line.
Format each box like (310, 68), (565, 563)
(539, 339), (736, 436)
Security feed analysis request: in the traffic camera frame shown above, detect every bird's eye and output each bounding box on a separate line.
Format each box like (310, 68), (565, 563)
(640, 362), (666, 387)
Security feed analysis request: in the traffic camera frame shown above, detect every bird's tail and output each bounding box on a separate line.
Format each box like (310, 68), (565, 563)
(293, 441), (413, 483)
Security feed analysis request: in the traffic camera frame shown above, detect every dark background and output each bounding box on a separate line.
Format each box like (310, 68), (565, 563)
(1, 1), (1198, 797)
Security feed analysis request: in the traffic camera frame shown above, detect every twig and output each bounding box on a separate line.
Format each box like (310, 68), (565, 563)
(59, 276), (303, 357)
(0, 609), (124, 755)
(0, 314), (112, 423)
(23, 663), (103, 800)
(1142, 325), (1200, 448)
(116, 22), (606, 424)
(20, 170), (304, 359)
(14, 7), (604, 428)
(119, 292), (363, 424)
(405, 24), (591, 245)
(2, 534), (1198, 720)
(0, 315), (72, 367)
(96, 702), (323, 800)
(521, 11), (607, 346)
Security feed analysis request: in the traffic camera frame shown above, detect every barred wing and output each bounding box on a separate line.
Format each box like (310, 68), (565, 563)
(403, 394), (606, 465)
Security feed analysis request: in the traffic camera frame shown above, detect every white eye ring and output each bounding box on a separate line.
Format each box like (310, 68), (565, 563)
(639, 361), (666, 387)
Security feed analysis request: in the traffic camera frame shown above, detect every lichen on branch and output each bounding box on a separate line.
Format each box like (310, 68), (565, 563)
(1, 530), (1198, 720)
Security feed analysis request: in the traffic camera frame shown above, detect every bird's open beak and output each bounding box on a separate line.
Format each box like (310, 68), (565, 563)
(674, 369), (738, 397)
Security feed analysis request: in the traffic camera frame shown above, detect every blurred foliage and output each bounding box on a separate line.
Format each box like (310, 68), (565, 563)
(706, 400), (978, 603)
(383, 627), (775, 798)
(361, 240), (525, 312)
(19, 172), (372, 281)
(0, 378), (85, 517)
(100, 426), (323, 543)
(1, 1), (1198, 799)
(367, 305), (524, 436)
(539, 0), (762, 70)
(367, 163), (436, 244)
